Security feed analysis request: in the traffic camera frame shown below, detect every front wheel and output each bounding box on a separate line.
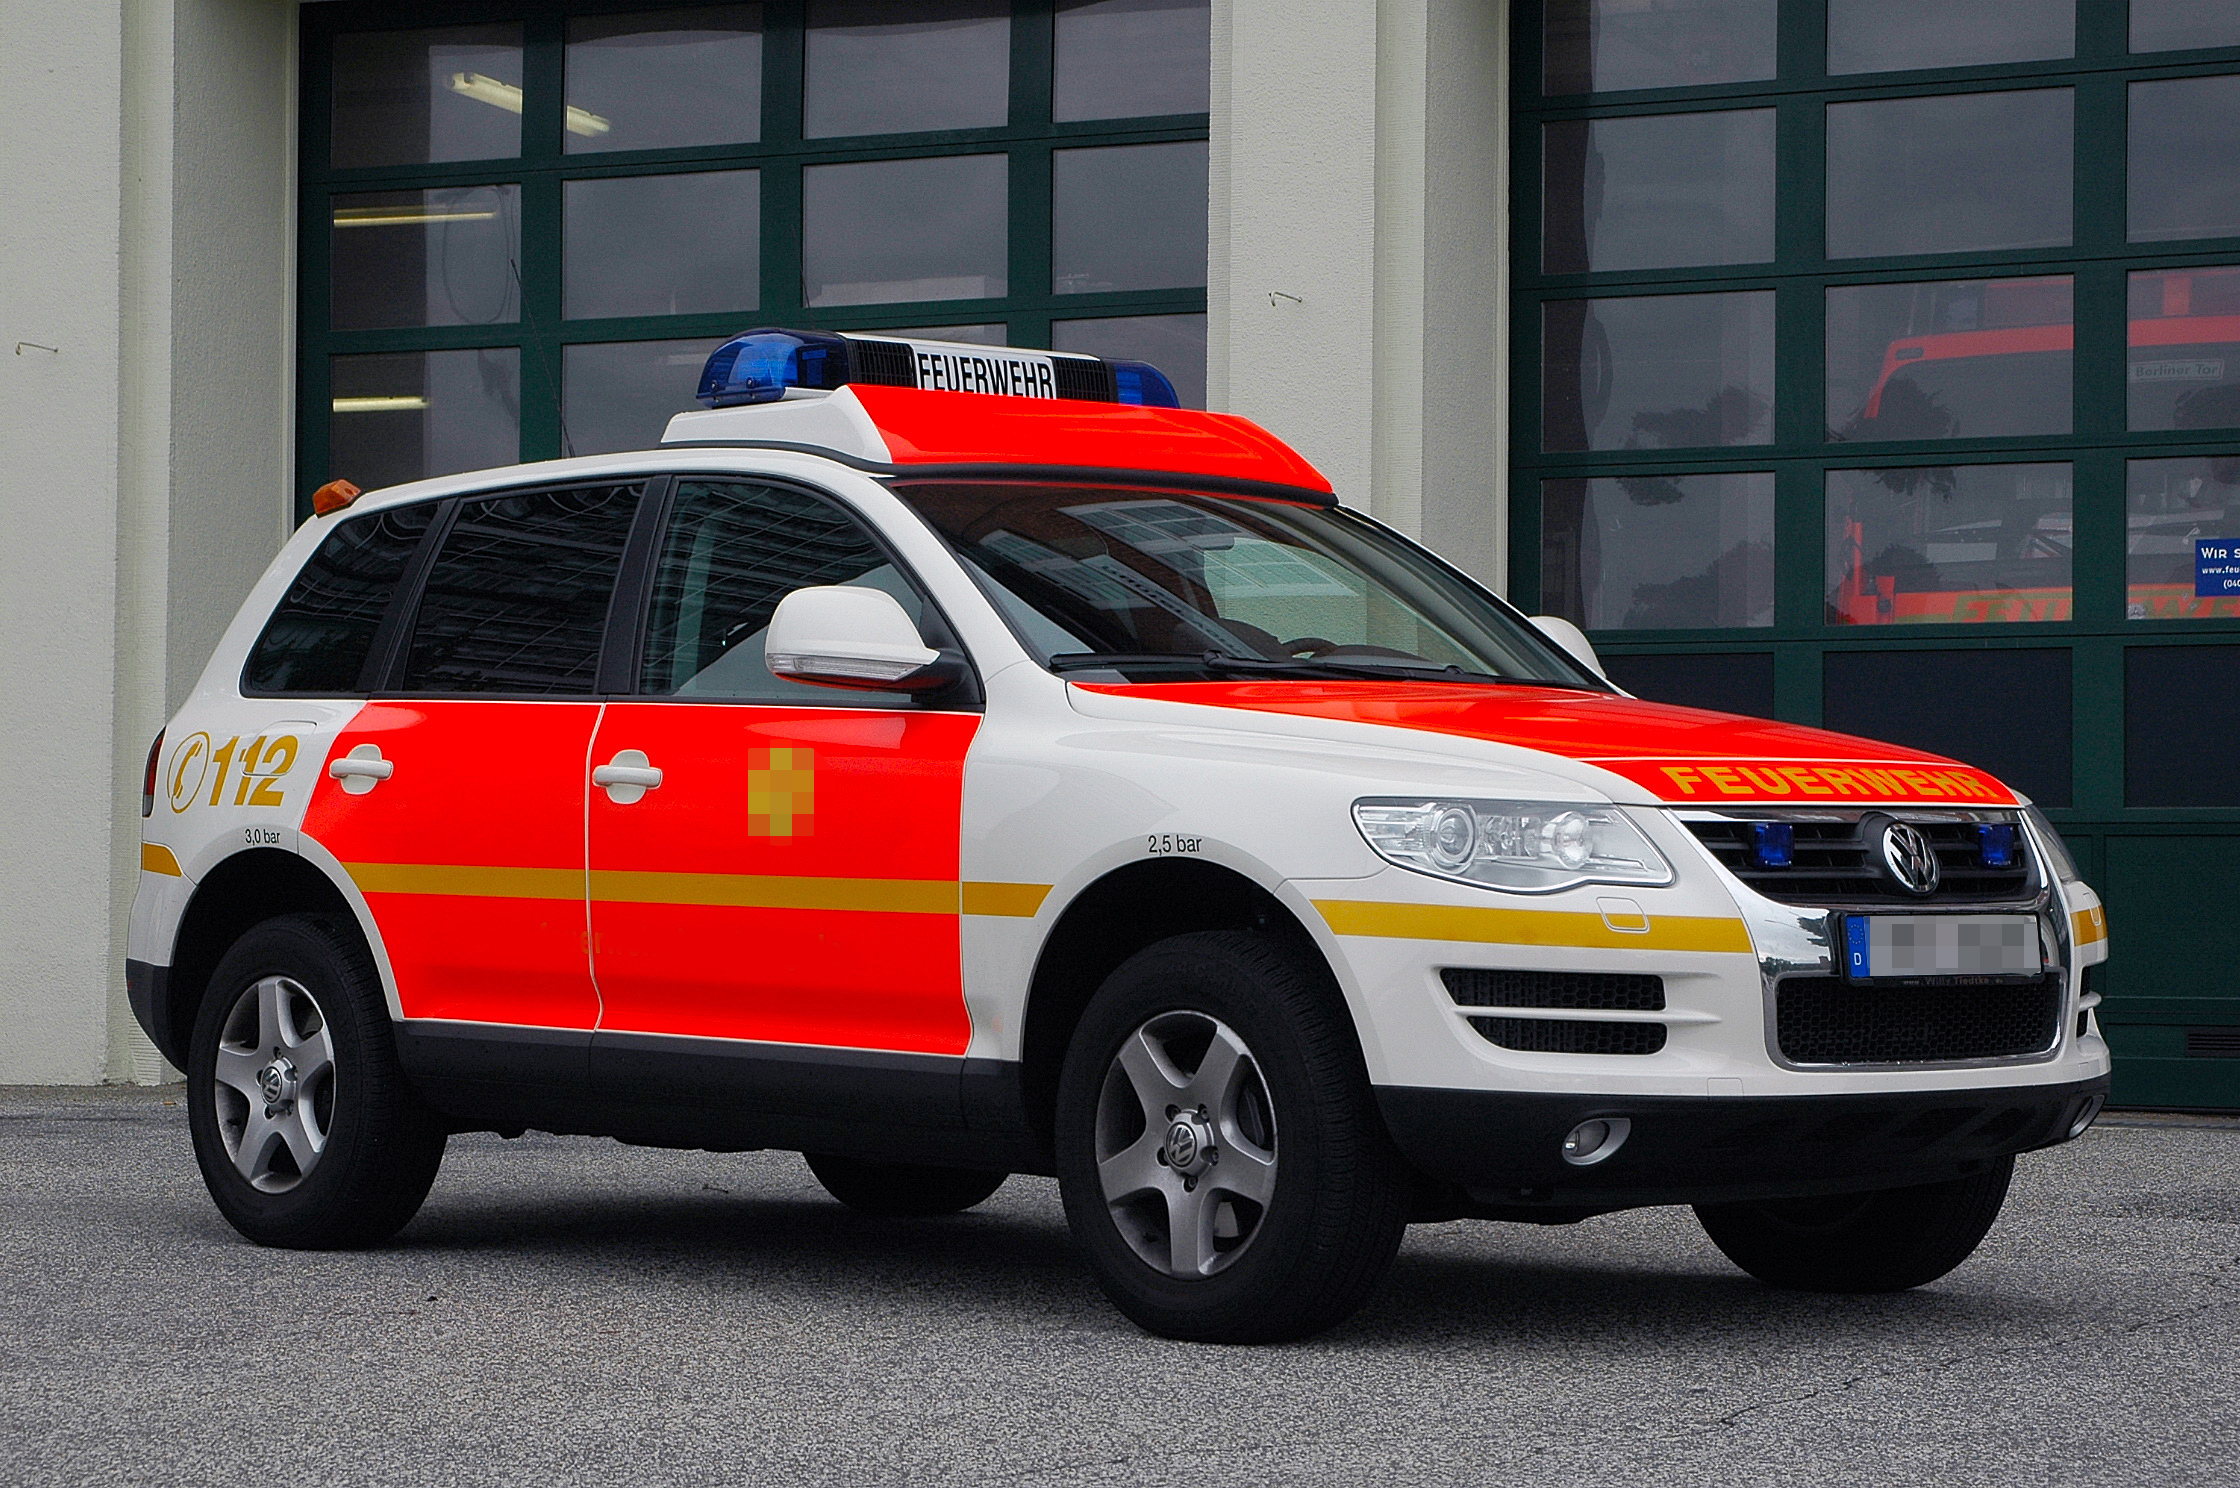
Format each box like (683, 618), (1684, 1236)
(1694, 1158), (2015, 1293)
(1055, 931), (1408, 1344)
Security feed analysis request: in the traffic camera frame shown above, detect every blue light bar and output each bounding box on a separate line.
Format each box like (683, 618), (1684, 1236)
(694, 326), (1184, 409)
(1749, 821), (1794, 869)
(695, 329), (850, 408)
(1111, 360), (1181, 408)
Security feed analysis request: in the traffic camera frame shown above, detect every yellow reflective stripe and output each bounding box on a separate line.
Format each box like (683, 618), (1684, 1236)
(345, 862), (584, 901)
(140, 843), (183, 877)
(962, 881), (1052, 918)
(590, 870), (957, 915)
(1313, 899), (1753, 953)
(2072, 906), (2108, 946)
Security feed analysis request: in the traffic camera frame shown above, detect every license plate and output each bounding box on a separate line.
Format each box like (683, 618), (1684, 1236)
(1840, 915), (2042, 980)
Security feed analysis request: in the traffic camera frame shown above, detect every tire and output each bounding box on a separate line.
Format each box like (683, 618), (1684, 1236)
(1054, 931), (1408, 1344)
(186, 914), (446, 1248)
(1694, 1157), (2016, 1293)
(804, 1153), (1009, 1216)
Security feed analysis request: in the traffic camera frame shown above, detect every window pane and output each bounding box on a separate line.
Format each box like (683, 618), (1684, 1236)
(870, 323), (1009, 344)
(330, 349), (520, 489)
(564, 339), (713, 457)
(640, 481), (925, 703)
(2127, 456), (2240, 619)
(1541, 291), (1774, 452)
(1827, 90), (2073, 258)
(1823, 649), (2070, 805)
(2129, 76), (2240, 243)
(563, 170), (759, 320)
(1540, 472), (1774, 630)
(1826, 463), (2073, 625)
(1600, 652), (1775, 717)
(2128, 266), (2240, 431)
(403, 485), (644, 695)
(331, 186), (520, 331)
(1053, 142), (1209, 294)
(1055, 0), (1209, 121)
(803, 155), (1007, 307)
(1828, 0), (2072, 74)
(803, 0), (1008, 138)
(1542, 110), (1774, 274)
(2127, 646), (2240, 804)
(1825, 277), (2073, 441)
(1542, 0), (1776, 95)
(2133, 1), (2240, 53)
(564, 6), (763, 154)
(245, 504), (438, 695)
(1053, 313), (1208, 408)
(331, 25), (523, 169)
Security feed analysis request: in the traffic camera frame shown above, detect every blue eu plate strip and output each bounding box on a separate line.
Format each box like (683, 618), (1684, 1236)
(1843, 916), (1871, 977)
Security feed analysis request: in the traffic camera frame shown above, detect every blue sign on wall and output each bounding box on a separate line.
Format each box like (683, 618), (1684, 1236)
(2199, 538), (2240, 598)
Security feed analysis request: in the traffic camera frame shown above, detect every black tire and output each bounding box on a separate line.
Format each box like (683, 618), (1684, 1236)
(1694, 1157), (2015, 1293)
(186, 914), (446, 1248)
(803, 1153), (1009, 1216)
(1054, 931), (1408, 1344)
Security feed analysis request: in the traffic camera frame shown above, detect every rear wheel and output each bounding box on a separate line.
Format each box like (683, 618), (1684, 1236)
(803, 1153), (1008, 1216)
(1055, 931), (1408, 1343)
(186, 914), (446, 1248)
(1694, 1158), (2015, 1292)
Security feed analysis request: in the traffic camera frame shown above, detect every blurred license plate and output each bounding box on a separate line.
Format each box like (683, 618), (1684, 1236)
(1841, 915), (2040, 979)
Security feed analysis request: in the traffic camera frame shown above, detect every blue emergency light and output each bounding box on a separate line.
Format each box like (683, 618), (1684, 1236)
(1977, 822), (2017, 868)
(696, 327), (1182, 410)
(1749, 821), (1794, 869)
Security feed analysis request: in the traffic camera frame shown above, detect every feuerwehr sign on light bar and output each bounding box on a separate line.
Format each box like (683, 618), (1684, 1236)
(891, 338), (1079, 399)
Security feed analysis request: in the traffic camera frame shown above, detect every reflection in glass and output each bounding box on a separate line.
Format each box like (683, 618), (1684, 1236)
(2127, 457), (2240, 619)
(564, 171), (758, 319)
(1054, 313), (1208, 408)
(331, 25), (523, 169)
(2132, 1), (2240, 53)
(564, 7), (762, 154)
(563, 339), (715, 456)
(1055, 0), (1210, 121)
(1827, 90), (2073, 259)
(1542, 292), (1774, 453)
(1542, 0), (1776, 95)
(1828, 0), (2072, 74)
(804, 1), (1009, 138)
(803, 155), (1008, 307)
(1825, 277), (2073, 442)
(2128, 266), (2240, 431)
(874, 323), (1009, 344)
(1540, 473), (1775, 630)
(1053, 142), (1209, 294)
(330, 186), (520, 332)
(1826, 463), (2073, 624)
(330, 349), (520, 490)
(2129, 76), (2240, 243)
(1542, 110), (1774, 273)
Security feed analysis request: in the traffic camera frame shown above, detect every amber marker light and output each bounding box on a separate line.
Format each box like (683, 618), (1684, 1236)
(312, 479), (362, 516)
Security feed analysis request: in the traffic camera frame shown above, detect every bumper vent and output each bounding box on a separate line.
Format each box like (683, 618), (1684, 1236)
(1686, 813), (2031, 906)
(1466, 1017), (1668, 1056)
(1776, 975), (2064, 1065)
(1440, 968), (1665, 1011)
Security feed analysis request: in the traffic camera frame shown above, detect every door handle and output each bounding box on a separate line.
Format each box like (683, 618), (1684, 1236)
(328, 744), (393, 795)
(594, 749), (662, 804)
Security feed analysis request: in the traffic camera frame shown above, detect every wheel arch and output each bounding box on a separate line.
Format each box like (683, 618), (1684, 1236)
(151, 849), (360, 1068)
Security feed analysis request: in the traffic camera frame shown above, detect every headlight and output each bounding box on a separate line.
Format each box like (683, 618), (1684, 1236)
(2022, 804), (2083, 883)
(1353, 798), (1674, 893)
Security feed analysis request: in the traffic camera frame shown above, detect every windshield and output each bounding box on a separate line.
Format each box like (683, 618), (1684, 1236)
(891, 482), (1605, 687)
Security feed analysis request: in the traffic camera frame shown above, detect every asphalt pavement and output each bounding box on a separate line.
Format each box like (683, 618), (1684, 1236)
(0, 1086), (2234, 1488)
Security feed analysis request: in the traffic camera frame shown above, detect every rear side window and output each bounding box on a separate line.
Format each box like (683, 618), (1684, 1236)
(399, 484), (644, 695)
(243, 503), (437, 695)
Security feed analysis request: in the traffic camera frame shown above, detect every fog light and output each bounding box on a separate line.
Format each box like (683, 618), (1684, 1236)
(2067, 1094), (2104, 1140)
(1561, 1116), (1631, 1167)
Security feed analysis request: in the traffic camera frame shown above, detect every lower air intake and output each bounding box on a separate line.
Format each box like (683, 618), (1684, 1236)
(1776, 976), (2064, 1065)
(1467, 1016), (1668, 1056)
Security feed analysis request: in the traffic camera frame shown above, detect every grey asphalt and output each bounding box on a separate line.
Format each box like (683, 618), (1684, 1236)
(1, 1088), (2233, 1488)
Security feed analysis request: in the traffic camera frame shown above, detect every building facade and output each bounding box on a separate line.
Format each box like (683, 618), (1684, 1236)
(3, 0), (2235, 1108)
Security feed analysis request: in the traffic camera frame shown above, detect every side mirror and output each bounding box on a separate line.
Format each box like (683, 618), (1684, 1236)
(1529, 615), (1606, 679)
(765, 586), (965, 694)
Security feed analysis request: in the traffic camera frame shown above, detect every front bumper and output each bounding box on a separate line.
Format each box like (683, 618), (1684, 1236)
(1378, 1075), (2109, 1216)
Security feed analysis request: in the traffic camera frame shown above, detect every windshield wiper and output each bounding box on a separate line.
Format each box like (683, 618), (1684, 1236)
(1045, 651), (1560, 685)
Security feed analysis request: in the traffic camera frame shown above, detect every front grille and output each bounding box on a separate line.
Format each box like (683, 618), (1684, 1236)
(1775, 975), (2063, 1064)
(1441, 968), (1665, 1011)
(1467, 1016), (1668, 1056)
(1686, 812), (2032, 906)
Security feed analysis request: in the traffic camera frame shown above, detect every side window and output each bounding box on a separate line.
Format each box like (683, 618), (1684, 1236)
(244, 502), (437, 695)
(639, 480), (928, 704)
(399, 484), (643, 695)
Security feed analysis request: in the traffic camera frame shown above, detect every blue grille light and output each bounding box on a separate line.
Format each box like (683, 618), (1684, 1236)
(696, 329), (850, 407)
(1111, 360), (1181, 408)
(1977, 822), (2017, 868)
(1749, 821), (1794, 869)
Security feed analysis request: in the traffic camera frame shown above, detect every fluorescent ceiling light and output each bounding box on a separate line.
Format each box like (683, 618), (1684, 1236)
(333, 395), (429, 413)
(333, 206), (498, 228)
(447, 72), (613, 137)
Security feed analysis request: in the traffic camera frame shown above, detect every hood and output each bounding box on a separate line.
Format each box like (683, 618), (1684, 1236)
(1070, 681), (2017, 807)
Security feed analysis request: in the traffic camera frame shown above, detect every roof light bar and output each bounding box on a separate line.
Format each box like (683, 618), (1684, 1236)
(695, 327), (1181, 411)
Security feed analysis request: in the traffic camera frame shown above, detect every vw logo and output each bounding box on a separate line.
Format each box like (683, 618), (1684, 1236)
(1879, 821), (1940, 896)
